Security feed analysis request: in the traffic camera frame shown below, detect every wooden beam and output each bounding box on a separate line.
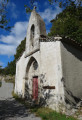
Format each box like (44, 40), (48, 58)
(43, 86), (55, 89)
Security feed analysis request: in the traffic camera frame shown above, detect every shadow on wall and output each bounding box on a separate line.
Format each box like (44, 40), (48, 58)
(24, 74), (55, 107)
(62, 77), (81, 107)
(24, 82), (32, 102)
(62, 42), (82, 61)
(61, 42), (82, 107)
(25, 83), (54, 107)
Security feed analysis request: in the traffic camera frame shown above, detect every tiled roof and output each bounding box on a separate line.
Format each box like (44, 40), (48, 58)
(39, 36), (82, 51)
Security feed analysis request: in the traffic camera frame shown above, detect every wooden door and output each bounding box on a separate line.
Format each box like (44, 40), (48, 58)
(33, 77), (38, 100)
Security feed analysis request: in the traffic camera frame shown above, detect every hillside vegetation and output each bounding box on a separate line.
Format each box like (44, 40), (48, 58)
(48, 3), (82, 42)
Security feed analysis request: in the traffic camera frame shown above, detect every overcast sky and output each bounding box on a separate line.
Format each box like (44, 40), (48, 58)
(0, 0), (62, 68)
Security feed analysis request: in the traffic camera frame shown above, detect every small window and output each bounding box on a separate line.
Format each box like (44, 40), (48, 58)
(31, 24), (35, 46)
(33, 61), (38, 70)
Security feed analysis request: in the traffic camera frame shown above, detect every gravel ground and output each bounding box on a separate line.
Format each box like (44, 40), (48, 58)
(0, 80), (41, 120)
(0, 98), (41, 120)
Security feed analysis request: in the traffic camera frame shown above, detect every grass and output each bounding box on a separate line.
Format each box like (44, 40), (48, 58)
(31, 107), (78, 120)
(5, 76), (15, 87)
(5, 79), (15, 83)
(4, 76), (15, 84)
(12, 92), (78, 120)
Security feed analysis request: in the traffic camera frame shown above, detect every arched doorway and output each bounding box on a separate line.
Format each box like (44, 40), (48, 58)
(25, 57), (39, 101)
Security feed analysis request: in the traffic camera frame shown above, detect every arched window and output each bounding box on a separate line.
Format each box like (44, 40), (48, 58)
(33, 60), (38, 70)
(31, 24), (35, 46)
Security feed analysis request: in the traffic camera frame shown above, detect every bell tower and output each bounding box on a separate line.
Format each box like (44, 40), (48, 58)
(25, 7), (46, 57)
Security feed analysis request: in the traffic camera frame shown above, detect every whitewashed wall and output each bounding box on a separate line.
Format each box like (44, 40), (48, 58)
(40, 41), (64, 111)
(15, 40), (65, 111)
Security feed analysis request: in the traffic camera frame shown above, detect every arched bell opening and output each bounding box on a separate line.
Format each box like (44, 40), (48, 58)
(30, 24), (35, 46)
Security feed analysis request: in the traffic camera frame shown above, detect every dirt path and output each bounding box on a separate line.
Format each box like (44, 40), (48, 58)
(0, 98), (41, 120)
(0, 79), (41, 120)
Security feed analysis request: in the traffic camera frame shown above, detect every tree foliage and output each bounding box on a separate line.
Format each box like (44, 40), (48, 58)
(25, 0), (82, 13)
(14, 37), (26, 61)
(0, 0), (11, 30)
(48, 0), (82, 7)
(48, 4), (82, 42)
(3, 60), (16, 75)
(0, 66), (3, 74)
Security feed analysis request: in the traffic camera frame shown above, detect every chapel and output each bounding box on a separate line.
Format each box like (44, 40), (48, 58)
(15, 7), (82, 111)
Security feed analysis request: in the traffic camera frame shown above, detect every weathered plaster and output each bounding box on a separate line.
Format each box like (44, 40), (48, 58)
(25, 9), (46, 57)
(61, 42), (82, 105)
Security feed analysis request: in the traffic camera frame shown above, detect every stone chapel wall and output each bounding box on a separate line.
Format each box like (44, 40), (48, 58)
(15, 52), (29, 97)
(61, 42), (82, 105)
(40, 41), (64, 111)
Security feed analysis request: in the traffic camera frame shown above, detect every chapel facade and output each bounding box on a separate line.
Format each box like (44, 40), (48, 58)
(15, 7), (82, 111)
